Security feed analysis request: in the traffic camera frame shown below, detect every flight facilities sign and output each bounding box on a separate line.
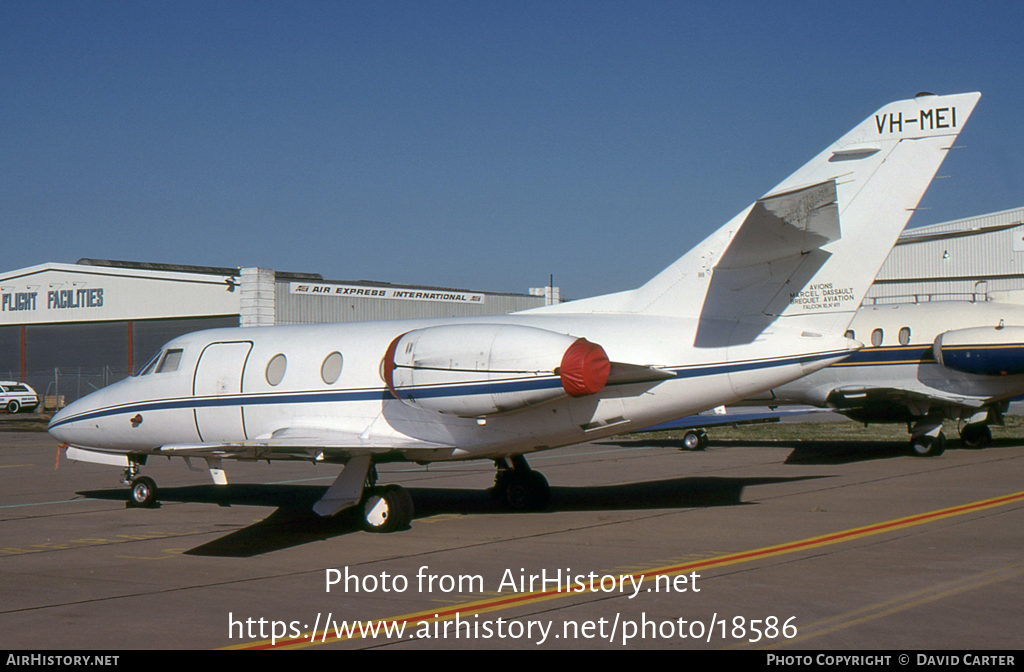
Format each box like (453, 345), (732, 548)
(290, 282), (485, 304)
(1, 288), (104, 314)
(0, 264), (242, 325)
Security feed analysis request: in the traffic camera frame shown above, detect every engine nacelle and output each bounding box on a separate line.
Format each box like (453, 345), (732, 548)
(933, 326), (1024, 376)
(383, 324), (610, 416)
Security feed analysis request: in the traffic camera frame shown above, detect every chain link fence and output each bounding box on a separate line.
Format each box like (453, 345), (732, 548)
(2, 367), (131, 411)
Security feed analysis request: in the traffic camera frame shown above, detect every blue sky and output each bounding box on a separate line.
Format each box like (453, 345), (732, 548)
(2, 1), (1022, 299)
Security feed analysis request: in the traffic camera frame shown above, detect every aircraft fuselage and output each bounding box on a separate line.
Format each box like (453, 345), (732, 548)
(49, 313), (852, 463)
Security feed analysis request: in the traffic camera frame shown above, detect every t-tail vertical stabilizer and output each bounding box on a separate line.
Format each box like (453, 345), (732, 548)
(542, 93), (981, 347)
(667, 92), (980, 344)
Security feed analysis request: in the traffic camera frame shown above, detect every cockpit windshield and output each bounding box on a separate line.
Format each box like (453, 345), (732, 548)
(137, 348), (185, 375)
(137, 351), (162, 376)
(156, 349), (183, 373)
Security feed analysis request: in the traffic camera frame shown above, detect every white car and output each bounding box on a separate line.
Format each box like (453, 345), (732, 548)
(0, 382), (39, 414)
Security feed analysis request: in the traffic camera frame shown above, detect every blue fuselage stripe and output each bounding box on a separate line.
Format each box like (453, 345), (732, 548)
(49, 349), (847, 430)
(832, 344), (1024, 376)
(833, 345), (934, 366)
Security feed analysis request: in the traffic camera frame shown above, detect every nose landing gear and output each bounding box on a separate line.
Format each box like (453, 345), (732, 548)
(122, 459), (159, 507)
(130, 476), (158, 507)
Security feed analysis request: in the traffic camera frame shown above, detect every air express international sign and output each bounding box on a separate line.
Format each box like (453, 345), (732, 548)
(290, 283), (485, 304)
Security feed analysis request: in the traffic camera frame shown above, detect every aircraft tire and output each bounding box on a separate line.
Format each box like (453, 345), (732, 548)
(909, 432), (946, 458)
(682, 430), (707, 451)
(502, 470), (550, 511)
(960, 424), (991, 449)
(385, 484), (415, 523)
(359, 485), (412, 533)
(6, 400), (19, 414)
(130, 476), (158, 507)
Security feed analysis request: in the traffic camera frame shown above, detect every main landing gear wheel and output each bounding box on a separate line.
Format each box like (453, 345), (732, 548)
(358, 484), (413, 533)
(682, 429), (708, 451)
(130, 476), (158, 507)
(909, 432), (946, 457)
(960, 423), (992, 449)
(503, 471), (550, 511)
(492, 456), (550, 511)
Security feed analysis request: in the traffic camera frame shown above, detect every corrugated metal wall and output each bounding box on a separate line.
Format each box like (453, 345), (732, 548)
(866, 206), (1024, 305)
(275, 283), (545, 325)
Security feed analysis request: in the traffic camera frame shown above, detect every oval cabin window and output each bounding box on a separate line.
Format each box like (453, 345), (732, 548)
(266, 354), (287, 386)
(321, 352), (343, 384)
(898, 327), (911, 346)
(870, 329), (884, 347)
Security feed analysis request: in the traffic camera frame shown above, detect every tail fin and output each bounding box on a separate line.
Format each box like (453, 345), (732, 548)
(541, 92), (981, 341)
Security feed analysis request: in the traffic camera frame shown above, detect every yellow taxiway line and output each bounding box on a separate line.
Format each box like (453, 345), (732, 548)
(227, 489), (1024, 650)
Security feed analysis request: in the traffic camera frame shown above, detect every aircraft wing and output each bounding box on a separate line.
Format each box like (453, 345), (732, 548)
(823, 386), (990, 428)
(146, 429), (454, 517)
(826, 386), (985, 410)
(639, 405), (830, 431)
(156, 427), (456, 462)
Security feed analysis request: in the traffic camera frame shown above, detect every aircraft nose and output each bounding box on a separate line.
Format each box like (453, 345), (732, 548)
(48, 398), (87, 444)
(47, 377), (139, 447)
(47, 386), (116, 446)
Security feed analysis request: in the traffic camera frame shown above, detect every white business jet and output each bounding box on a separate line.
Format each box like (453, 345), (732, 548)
(749, 298), (1024, 456)
(49, 92), (980, 532)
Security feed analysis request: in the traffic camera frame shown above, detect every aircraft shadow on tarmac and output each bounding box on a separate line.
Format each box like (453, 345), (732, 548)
(602, 437), (1017, 465)
(76, 474), (823, 558)
(771, 438), (1015, 464)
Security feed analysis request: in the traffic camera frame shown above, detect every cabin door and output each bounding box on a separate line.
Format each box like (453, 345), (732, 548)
(193, 341), (253, 442)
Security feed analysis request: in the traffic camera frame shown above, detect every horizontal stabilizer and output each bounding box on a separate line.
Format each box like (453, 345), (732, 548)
(717, 180), (839, 271)
(696, 180), (840, 333)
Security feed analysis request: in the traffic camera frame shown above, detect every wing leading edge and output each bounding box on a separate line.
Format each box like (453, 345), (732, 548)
(156, 426), (456, 462)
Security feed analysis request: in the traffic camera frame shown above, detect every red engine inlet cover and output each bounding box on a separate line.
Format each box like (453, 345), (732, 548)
(559, 338), (610, 397)
(382, 333), (404, 399)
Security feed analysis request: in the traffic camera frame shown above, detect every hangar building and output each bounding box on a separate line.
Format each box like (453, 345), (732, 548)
(0, 259), (549, 406)
(867, 205), (1024, 305)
